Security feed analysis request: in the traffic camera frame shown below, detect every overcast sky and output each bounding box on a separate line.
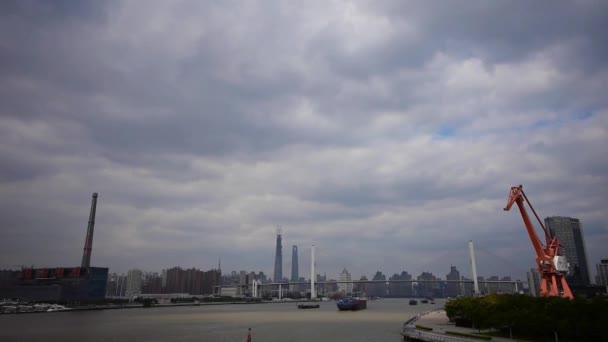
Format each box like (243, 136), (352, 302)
(1, 0), (606, 282)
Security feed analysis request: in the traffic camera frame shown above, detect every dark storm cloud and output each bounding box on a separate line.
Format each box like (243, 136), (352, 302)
(0, 0), (606, 280)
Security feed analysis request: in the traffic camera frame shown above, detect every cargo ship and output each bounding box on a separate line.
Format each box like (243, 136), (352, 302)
(336, 297), (367, 311)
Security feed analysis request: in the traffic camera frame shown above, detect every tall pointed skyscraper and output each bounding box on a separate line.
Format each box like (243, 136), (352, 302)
(291, 245), (299, 282)
(273, 227), (283, 282)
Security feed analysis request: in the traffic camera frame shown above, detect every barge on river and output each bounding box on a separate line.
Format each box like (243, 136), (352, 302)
(336, 298), (367, 311)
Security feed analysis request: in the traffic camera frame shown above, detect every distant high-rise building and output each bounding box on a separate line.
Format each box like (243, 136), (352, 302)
(354, 275), (368, 295)
(106, 273), (118, 297)
(445, 266), (461, 297)
(161, 269), (167, 289)
(257, 271), (268, 283)
(527, 268), (541, 297)
(416, 272), (439, 298)
(389, 271), (412, 297)
(338, 268), (353, 294)
(165, 267), (185, 293)
(545, 216), (592, 287)
(142, 272), (162, 294)
(596, 258), (608, 288)
(273, 228), (283, 282)
(291, 245), (299, 282)
(126, 269), (143, 298)
(116, 274), (127, 296)
(368, 271), (386, 298)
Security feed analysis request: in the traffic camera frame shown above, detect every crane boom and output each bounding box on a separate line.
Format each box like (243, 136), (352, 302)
(504, 185), (573, 299)
(504, 186), (545, 259)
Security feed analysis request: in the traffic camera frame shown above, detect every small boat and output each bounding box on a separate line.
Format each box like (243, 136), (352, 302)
(297, 304), (320, 309)
(337, 297), (367, 311)
(421, 299), (429, 304)
(409, 300), (418, 305)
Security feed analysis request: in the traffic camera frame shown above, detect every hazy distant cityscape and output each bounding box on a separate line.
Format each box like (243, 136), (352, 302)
(1, 190), (605, 304)
(97, 215), (606, 301)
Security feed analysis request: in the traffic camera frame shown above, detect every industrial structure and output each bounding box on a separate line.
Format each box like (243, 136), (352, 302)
(469, 240), (480, 295)
(0, 193), (108, 303)
(81, 192), (98, 269)
(504, 185), (573, 299)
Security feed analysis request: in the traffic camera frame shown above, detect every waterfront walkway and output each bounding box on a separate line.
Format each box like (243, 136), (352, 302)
(402, 310), (515, 342)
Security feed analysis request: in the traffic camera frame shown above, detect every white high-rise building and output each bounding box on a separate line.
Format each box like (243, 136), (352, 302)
(338, 268), (353, 295)
(126, 269), (143, 298)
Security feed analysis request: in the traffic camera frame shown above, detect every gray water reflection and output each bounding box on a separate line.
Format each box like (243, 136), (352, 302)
(0, 298), (445, 342)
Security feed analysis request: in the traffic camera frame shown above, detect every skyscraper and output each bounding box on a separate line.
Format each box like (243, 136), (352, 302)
(338, 268), (353, 294)
(596, 258), (608, 287)
(545, 216), (592, 287)
(527, 267), (541, 297)
(291, 245), (299, 282)
(273, 228), (283, 282)
(445, 266), (461, 297)
(368, 271), (386, 298)
(126, 269), (143, 298)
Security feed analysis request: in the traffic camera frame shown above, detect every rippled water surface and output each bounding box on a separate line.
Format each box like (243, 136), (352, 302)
(0, 298), (445, 341)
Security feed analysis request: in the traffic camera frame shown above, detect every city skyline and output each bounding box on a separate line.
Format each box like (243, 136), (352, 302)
(101, 263), (528, 287)
(1, 1), (606, 281)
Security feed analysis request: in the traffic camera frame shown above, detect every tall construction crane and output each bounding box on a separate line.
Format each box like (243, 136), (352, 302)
(504, 185), (573, 299)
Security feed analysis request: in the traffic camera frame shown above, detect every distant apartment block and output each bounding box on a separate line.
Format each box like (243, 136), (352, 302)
(388, 271), (413, 297)
(142, 272), (162, 294)
(354, 275), (368, 295)
(338, 268), (353, 294)
(445, 266), (461, 297)
(106, 273), (127, 297)
(416, 272), (439, 298)
(126, 269), (143, 298)
(368, 271), (386, 298)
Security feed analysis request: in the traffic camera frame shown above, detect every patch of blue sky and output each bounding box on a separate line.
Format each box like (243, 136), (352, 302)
(434, 126), (456, 139)
(531, 110), (593, 130)
(578, 111), (593, 120)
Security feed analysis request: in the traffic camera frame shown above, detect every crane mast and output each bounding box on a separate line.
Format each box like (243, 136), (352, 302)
(504, 185), (573, 299)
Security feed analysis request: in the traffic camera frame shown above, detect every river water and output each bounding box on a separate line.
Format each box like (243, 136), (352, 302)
(0, 298), (444, 341)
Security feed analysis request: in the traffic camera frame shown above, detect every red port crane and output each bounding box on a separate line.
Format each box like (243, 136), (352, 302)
(504, 185), (574, 299)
